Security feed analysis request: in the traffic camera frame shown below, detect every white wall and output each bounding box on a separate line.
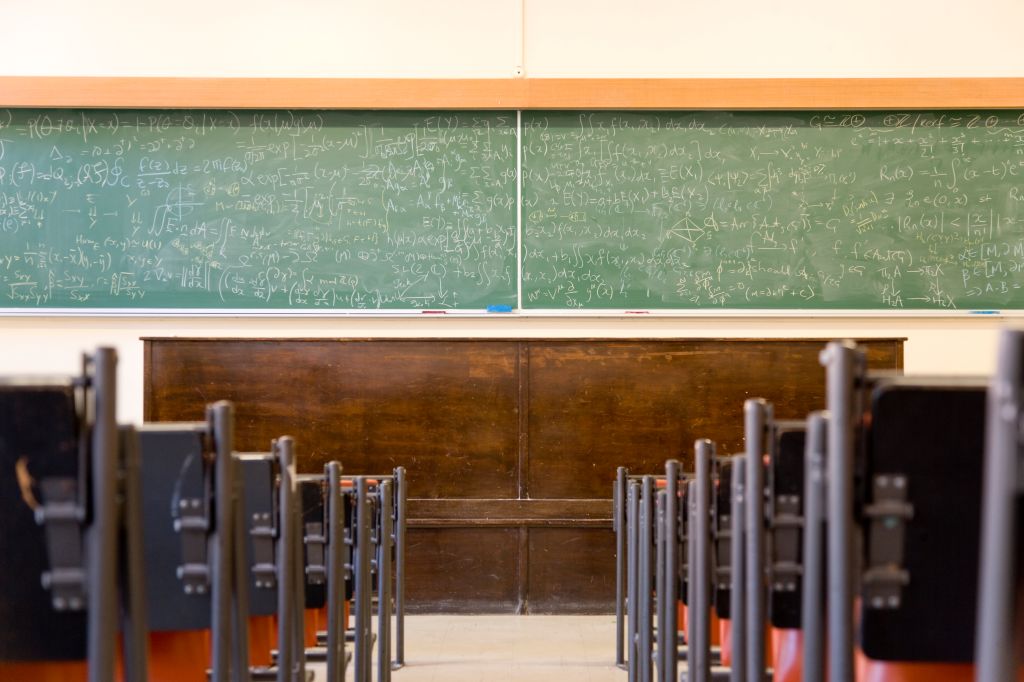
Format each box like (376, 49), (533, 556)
(4, 0), (522, 77)
(525, 0), (1024, 77)
(2, 0), (1020, 422)
(6, 0), (1024, 77)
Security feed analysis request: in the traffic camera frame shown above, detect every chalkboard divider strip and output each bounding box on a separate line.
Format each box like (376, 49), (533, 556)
(3, 77), (1024, 109)
(516, 110), (524, 310)
(0, 308), (1018, 317)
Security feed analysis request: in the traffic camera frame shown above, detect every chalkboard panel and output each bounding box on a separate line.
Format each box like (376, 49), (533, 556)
(521, 111), (1024, 310)
(8, 108), (1024, 313)
(0, 110), (517, 310)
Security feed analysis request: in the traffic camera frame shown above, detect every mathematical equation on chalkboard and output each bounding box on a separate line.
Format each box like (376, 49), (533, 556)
(0, 110), (518, 309)
(521, 111), (1024, 310)
(4, 109), (1024, 312)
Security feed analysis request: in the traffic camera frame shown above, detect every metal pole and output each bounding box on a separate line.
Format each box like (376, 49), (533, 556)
(326, 463), (345, 682)
(745, 399), (767, 682)
(686, 480), (697, 682)
(616, 466), (628, 668)
(210, 400), (235, 682)
(664, 461), (680, 682)
(378, 480), (394, 682)
(628, 480), (640, 682)
(394, 466), (406, 669)
(655, 489), (667, 682)
(640, 476), (654, 682)
(976, 329), (1023, 682)
(276, 438), (297, 682)
(86, 348), (118, 682)
(693, 440), (713, 682)
(232, 464), (252, 682)
(354, 478), (372, 682)
(292, 470), (305, 682)
(729, 461), (746, 682)
(820, 341), (858, 682)
(119, 425), (149, 682)
(802, 412), (827, 682)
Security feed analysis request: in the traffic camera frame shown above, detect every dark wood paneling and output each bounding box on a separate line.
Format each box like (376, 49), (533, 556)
(526, 339), (902, 500)
(147, 339), (519, 499)
(410, 498), (610, 527)
(405, 528), (519, 613)
(527, 528), (616, 614)
(145, 336), (903, 613)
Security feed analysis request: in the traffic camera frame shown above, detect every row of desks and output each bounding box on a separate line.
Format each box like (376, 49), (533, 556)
(0, 347), (408, 682)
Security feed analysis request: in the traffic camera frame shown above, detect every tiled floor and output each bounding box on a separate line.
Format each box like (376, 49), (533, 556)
(313, 615), (628, 682)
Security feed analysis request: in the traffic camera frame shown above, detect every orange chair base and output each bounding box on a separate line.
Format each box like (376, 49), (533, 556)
(314, 605), (329, 634)
(303, 609), (319, 649)
(854, 648), (975, 682)
(147, 630), (211, 682)
(771, 628), (802, 682)
(249, 615), (277, 667)
(0, 660), (88, 682)
(719, 619), (732, 667)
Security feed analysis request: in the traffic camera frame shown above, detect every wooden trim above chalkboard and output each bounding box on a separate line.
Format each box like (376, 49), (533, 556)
(3, 77), (1024, 110)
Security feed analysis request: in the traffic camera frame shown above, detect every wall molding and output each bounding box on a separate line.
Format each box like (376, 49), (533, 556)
(3, 77), (1024, 109)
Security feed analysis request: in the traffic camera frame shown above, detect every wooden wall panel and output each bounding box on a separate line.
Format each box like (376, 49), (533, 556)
(405, 528), (520, 613)
(526, 339), (902, 500)
(527, 528), (616, 614)
(145, 336), (903, 612)
(147, 339), (519, 499)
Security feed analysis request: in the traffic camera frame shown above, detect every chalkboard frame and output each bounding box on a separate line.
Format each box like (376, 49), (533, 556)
(4, 77), (1024, 317)
(3, 77), (1024, 110)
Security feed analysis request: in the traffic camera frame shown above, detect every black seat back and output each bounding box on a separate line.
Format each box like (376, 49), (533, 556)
(0, 382), (87, 661)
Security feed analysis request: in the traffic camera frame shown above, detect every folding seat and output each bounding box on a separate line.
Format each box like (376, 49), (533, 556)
(976, 328), (1024, 682)
(822, 340), (992, 682)
(616, 468), (667, 682)
(0, 349), (146, 682)
(323, 471), (406, 678)
(0, 377), (90, 681)
(138, 405), (248, 682)
(767, 421), (807, 682)
(855, 375), (982, 681)
(713, 459), (735, 671)
(673, 442), (731, 682)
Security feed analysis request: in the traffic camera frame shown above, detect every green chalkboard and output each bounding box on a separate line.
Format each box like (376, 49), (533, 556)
(522, 111), (1024, 310)
(0, 110), (517, 310)
(8, 108), (1024, 313)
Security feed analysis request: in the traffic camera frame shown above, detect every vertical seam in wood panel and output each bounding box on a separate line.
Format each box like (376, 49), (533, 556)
(518, 340), (530, 500)
(143, 340), (152, 421)
(516, 341), (531, 613)
(517, 527), (530, 615)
